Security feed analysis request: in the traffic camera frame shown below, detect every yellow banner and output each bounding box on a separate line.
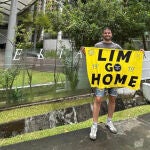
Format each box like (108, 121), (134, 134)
(85, 47), (143, 90)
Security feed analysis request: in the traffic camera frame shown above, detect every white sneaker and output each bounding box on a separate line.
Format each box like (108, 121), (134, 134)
(106, 120), (117, 134)
(89, 125), (97, 140)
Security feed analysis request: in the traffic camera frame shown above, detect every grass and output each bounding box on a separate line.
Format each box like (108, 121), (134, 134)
(0, 105), (150, 147)
(0, 97), (93, 124)
(0, 69), (66, 106)
(13, 70), (65, 86)
(0, 69), (65, 88)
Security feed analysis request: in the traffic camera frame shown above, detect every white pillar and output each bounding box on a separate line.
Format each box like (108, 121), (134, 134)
(5, 0), (18, 68)
(56, 0), (63, 56)
(57, 31), (62, 41)
(40, 0), (47, 41)
(58, 0), (63, 41)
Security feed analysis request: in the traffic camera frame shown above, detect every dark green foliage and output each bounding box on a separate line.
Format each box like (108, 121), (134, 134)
(48, 0), (150, 48)
(0, 68), (21, 104)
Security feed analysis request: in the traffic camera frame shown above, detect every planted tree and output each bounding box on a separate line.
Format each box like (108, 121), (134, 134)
(0, 67), (21, 104)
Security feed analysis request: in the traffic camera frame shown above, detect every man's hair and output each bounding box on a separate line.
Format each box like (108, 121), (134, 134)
(102, 27), (112, 33)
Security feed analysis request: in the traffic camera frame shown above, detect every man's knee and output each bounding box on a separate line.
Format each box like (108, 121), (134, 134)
(109, 96), (116, 104)
(95, 96), (102, 104)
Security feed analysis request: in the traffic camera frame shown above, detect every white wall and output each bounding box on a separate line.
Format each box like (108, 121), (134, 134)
(142, 51), (150, 80)
(43, 39), (71, 51)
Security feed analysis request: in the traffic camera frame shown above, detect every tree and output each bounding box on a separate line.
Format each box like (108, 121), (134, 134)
(121, 0), (150, 49)
(48, 0), (120, 48)
(47, 0), (150, 49)
(16, 10), (52, 49)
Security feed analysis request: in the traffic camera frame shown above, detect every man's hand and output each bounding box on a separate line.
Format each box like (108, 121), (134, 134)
(80, 46), (85, 55)
(140, 49), (146, 58)
(140, 49), (144, 52)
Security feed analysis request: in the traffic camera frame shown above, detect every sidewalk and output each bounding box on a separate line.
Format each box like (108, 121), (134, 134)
(1, 113), (150, 150)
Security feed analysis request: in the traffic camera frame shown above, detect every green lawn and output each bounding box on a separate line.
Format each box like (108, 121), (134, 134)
(0, 68), (90, 108)
(0, 105), (150, 147)
(0, 69), (66, 88)
(14, 70), (65, 86)
(0, 69), (66, 106)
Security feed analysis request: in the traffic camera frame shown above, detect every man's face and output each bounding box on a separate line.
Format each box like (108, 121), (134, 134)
(102, 29), (112, 41)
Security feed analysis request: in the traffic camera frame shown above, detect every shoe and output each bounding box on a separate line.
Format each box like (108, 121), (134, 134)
(106, 120), (117, 134)
(89, 125), (97, 140)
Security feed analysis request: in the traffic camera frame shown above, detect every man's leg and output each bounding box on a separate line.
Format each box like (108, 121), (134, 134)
(108, 95), (116, 119)
(93, 96), (102, 122)
(106, 88), (117, 134)
(89, 96), (102, 140)
(89, 88), (104, 140)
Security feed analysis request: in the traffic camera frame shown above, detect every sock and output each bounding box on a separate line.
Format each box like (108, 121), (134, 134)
(92, 122), (98, 128)
(107, 117), (112, 123)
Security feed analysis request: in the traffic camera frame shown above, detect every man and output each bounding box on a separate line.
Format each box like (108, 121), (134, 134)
(81, 27), (122, 140)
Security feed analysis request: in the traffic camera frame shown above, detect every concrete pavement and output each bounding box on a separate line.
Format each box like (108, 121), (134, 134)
(1, 113), (150, 150)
